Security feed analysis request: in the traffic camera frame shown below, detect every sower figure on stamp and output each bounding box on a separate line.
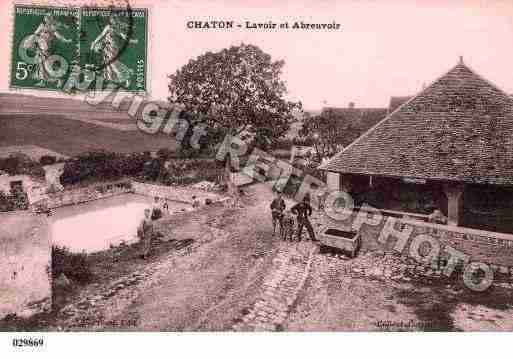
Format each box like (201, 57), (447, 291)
(270, 191), (286, 236)
(90, 16), (138, 88)
(291, 195), (316, 241)
(137, 208), (154, 259)
(22, 14), (72, 87)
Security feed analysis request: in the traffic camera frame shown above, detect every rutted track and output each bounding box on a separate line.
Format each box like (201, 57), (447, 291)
(54, 183), (285, 331)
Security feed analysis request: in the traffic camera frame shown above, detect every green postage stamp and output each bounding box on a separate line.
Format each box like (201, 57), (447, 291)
(10, 4), (148, 92)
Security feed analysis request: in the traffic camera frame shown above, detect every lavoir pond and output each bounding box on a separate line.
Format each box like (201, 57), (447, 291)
(50, 194), (191, 253)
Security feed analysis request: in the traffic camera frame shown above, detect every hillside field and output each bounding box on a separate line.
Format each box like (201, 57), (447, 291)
(0, 114), (178, 156)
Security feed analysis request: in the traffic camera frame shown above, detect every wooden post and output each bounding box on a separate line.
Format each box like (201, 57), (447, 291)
(326, 172), (340, 192)
(443, 184), (464, 226)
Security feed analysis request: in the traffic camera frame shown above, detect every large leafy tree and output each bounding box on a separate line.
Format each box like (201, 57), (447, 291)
(168, 44), (299, 138)
(168, 44), (301, 174)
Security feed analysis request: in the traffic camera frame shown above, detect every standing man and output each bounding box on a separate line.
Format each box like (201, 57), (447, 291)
(270, 191), (286, 236)
(291, 196), (316, 241)
(138, 208), (154, 259)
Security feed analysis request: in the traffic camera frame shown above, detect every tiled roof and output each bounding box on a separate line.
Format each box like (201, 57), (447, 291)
(320, 107), (388, 147)
(320, 61), (513, 186)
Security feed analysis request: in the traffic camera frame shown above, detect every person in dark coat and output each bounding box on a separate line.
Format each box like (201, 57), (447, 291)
(270, 191), (286, 235)
(291, 196), (316, 241)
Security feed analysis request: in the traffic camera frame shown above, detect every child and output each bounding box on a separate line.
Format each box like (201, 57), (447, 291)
(280, 210), (295, 241)
(192, 195), (200, 209)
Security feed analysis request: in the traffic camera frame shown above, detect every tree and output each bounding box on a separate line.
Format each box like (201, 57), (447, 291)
(298, 110), (352, 161)
(168, 44), (301, 190)
(0, 154), (45, 179)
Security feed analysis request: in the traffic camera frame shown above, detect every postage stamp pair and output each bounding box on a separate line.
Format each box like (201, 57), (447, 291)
(10, 4), (148, 92)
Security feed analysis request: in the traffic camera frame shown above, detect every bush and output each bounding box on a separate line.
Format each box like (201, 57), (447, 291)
(0, 191), (13, 211)
(51, 246), (92, 284)
(39, 155), (57, 166)
(60, 151), (147, 186)
(0, 154), (45, 179)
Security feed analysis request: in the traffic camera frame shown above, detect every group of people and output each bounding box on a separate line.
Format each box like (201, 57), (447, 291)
(270, 192), (317, 242)
(139, 190), (318, 260)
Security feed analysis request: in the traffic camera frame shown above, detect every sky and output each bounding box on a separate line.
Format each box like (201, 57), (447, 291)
(1, 0), (513, 109)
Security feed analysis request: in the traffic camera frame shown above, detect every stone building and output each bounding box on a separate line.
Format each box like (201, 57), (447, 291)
(0, 163), (66, 207)
(321, 104), (388, 148)
(0, 173), (46, 204)
(321, 58), (513, 234)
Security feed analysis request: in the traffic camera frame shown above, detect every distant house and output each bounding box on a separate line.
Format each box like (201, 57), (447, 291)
(387, 96), (412, 114)
(321, 58), (513, 234)
(320, 103), (388, 148)
(0, 173), (46, 204)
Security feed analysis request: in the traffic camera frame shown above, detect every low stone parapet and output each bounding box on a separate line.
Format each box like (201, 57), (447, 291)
(131, 180), (228, 205)
(34, 182), (132, 211)
(30, 180), (228, 212)
(320, 209), (513, 268)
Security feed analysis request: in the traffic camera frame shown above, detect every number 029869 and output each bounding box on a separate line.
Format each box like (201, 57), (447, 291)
(12, 338), (44, 347)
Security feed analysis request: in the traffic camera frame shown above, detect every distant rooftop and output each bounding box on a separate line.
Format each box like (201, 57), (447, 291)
(388, 96), (412, 114)
(319, 104), (388, 147)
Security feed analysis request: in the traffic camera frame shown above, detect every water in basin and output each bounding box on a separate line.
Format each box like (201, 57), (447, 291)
(50, 194), (190, 253)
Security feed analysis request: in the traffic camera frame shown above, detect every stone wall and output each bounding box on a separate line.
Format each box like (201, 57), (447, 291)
(30, 180), (227, 211)
(321, 209), (513, 267)
(131, 181), (227, 205)
(0, 212), (51, 319)
(42, 182), (132, 210)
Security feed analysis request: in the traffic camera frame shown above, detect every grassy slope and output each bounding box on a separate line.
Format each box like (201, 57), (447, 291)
(0, 114), (178, 156)
(0, 93), (137, 124)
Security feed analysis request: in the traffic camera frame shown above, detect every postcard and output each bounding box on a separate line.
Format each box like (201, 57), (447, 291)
(1, 0), (512, 356)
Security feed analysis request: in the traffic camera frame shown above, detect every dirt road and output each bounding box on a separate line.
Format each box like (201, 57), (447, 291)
(94, 182), (281, 331)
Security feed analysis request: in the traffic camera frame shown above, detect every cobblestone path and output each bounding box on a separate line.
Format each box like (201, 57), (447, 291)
(234, 241), (316, 331)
